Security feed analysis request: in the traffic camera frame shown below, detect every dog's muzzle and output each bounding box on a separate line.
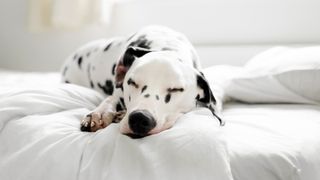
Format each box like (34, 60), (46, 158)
(127, 110), (156, 138)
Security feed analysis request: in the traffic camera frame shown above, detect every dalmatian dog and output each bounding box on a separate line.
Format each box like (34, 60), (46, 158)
(61, 25), (223, 138)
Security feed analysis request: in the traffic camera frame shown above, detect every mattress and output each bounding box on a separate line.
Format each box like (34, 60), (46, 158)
(0, 69), (319, 180)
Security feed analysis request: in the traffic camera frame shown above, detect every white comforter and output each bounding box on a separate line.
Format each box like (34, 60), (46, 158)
(224, 103), (320, 180)
(0, 84), (232, 180)
(1, 70), (320, 180)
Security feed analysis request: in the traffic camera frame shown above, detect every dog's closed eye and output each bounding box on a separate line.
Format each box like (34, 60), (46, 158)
(127, 78), (139, 88)
(164, 87), (184, 103)
(167, 88), (184, 93)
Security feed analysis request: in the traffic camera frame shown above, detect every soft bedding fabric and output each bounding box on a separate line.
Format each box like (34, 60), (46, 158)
(218, 46), (320, 104)
(223, 103), (320, 180)
(0, 84), (232, 180)
(0, 69), (60, 92)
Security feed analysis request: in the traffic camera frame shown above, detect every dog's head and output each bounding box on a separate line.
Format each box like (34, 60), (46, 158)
(115, 47), (220, 138)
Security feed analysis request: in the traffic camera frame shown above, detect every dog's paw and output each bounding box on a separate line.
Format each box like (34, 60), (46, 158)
(80, 111), (126, 132)
(80, 112), (106, 132)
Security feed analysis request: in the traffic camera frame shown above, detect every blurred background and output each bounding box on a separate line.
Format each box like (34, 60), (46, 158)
(1, 0), (320, 71)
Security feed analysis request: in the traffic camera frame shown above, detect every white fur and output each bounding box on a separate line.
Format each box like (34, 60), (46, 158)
(120, 52), (201, 134)
(61, 25), (219, 135)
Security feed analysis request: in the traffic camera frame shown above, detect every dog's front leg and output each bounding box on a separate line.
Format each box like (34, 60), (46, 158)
(80, 95), (125, 132)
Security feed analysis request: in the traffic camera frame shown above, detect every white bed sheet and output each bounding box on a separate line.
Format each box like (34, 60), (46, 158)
(1, 70), (320, 180)
(224, 103), (320, 180)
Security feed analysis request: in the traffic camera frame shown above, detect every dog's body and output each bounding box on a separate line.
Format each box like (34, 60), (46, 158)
(61, 26), (222, 138)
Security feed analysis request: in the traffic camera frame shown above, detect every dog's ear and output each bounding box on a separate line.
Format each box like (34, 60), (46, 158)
(115, 46), (152, 89)
(196, 72), (216, 110)
(195, 71), (223, 125)
(123, 46), (152, 67)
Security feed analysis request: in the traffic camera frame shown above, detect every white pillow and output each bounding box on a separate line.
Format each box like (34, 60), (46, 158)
(224, 46), (320, 104)
(203, 65), (245, 104)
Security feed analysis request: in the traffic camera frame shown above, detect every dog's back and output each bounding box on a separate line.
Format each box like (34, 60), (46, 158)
(61, 37), (126, 96)
(61, 26), (200, 97)
(125, 26), (200, 69)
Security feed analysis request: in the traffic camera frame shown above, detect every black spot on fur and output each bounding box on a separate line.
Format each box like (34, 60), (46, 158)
(116, 97), (126, 112)
(120, 97), (124, 105)
(116, 102), (123, 112)
(116, 83), (124, 91)
(168, 88), (184, 93)
(77, 56), (83, 69)
(65, 80), (70, 83)
(156, 95), (159, 100)
(90, 81), (94, 88)
(112, 63), (116, 76)
(86, 52), (91, 57)
(62, 66), (68, 76)
(73, 54), (78, 60)
(104, 43), (112, 52)
(196, 94), (200, 100)
(98, 80), (114, 95)
(165, 94), (171, 103)
(141, 85), (147, 94)
(123, 51), (135, 67)
(129, 96), (131, 102)
(127, 78), (139, 88)
(123, 46), (152, 68)
(129, 35), (152, 49)
(144, 94), (150, 98)
(196, 75), (216, 104)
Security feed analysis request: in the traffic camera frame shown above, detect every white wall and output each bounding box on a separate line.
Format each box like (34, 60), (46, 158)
(1, 0), (320, 71)
(0, 0), (112, 71)
(110, 0), (320, 44)
(109, 0), (320, 67)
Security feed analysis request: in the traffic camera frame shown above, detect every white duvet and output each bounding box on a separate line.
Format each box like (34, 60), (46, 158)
(224, 103), (320, 180)
(0, 84), (232, 180)
(1, 68), (320, 180)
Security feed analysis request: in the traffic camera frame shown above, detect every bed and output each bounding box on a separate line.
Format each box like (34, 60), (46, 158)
(0, 45), (320, 180)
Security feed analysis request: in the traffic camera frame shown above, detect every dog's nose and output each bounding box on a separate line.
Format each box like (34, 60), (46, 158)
(128, 110), (156, 138)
